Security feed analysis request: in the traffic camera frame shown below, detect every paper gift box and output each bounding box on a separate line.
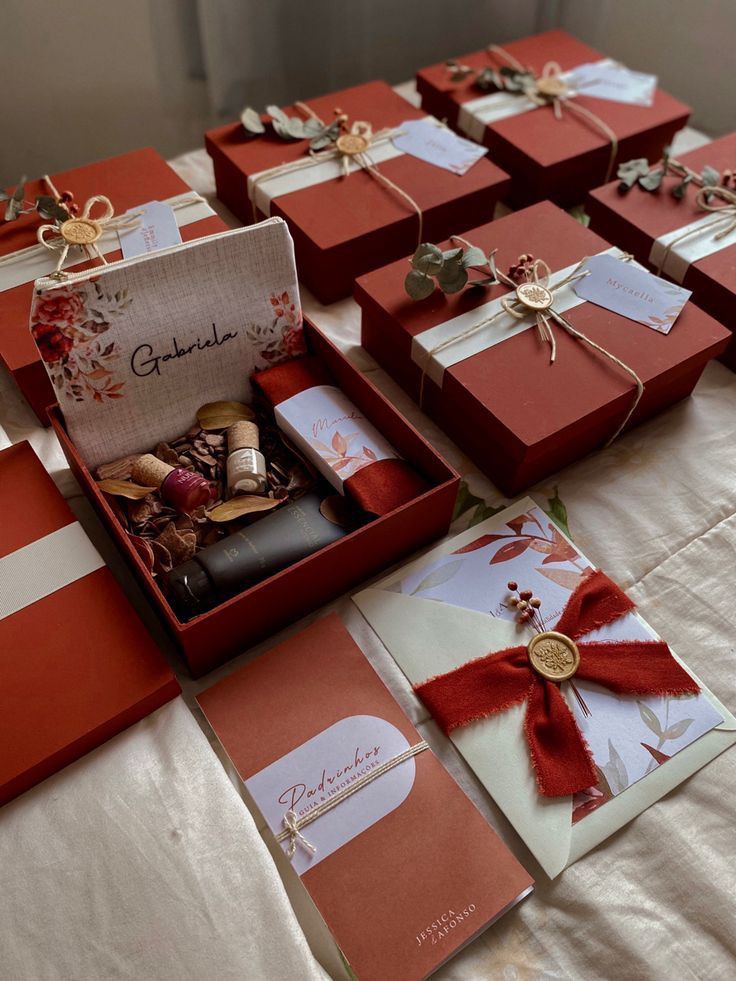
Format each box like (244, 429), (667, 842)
(0, 441), (180, 806)
(39, 220), (457, 676)
(355, 201), (729, 496)
(0, 148), (226, 424)
(354, 498), (736, 878)
(416, 29), (690, 207)
(587, 132), (736, 369)
(205, 80), (510, 304)
(198, 613), (533, 980)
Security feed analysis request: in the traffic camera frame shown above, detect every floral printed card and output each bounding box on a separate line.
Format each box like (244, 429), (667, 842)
(385, 504), (722, 820)
(354, 497), (736, 877)
(29, 219), (306, 469)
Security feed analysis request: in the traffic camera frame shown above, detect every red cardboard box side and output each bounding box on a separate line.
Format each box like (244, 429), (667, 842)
(50, 321), (459, 676)
(0, 442), (180, 806)
(1, 148), (227, 424)
(198, 614), (533, 981)
(416, 30), (690, 207)
(206, 80), (510, 303)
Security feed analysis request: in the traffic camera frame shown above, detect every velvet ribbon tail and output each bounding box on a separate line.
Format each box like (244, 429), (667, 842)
(555, 567), (635, 640)
(525, 677), (598, 796)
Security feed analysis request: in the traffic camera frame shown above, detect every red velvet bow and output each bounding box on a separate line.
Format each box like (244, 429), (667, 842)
(414, 569), (699, 797)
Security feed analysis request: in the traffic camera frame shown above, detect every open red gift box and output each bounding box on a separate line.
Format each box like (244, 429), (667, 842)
(416, 30), (690, 208)
(51, 319), (459, 677)
(0, 148), (226, 424)
(355, 201), (729, 496)
(205, 80), (510, 304)
(0, 441), (180, 806)
(588, 133), (736, 369)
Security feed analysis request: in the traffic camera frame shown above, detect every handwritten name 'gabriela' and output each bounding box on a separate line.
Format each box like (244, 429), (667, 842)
(130, 322), (238, 377)
(278, 744), (381, 810)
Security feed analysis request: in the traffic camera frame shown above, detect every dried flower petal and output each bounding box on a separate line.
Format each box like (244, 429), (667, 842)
(207, 496), (281, 522)
(197, 400), (255, 430)
(97, 479), (157, 500)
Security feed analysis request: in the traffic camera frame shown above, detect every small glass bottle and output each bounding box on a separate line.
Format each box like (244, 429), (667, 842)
(131, 453), (211, 513)
(226, 421), (268, 496)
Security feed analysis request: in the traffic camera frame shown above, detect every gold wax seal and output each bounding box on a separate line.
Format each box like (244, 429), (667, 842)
(516, 282), (553, 310)
(535, 76), (568, 99)
(527, 631), (580, 681)
(60, 217), (102, 245)
(336, 132), (370, 155)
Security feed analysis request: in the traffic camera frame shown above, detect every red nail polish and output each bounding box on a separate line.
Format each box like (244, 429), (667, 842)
(131, 453), (211, 513)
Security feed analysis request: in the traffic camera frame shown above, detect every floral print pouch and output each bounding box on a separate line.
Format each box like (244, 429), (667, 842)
(30, 217), (305, 469)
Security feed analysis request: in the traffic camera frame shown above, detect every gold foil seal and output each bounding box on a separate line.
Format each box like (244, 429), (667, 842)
(527, 631), (580, 681)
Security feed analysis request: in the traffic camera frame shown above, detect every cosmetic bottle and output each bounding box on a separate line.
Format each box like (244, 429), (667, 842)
(163, 493), (347, 619)
(131, 453), (211, 513)
(226, 421), (268, 496)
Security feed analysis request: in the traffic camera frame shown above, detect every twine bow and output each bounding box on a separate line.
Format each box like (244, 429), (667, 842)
(414, 569), (699, 797)
(37, 176), (140, 277)
(249, 102), (423, 246)
(419, 238), (644, 446)
(279, 809), (316, 859)
(486, 45), (619, 183)
(655, 181), (736, 276)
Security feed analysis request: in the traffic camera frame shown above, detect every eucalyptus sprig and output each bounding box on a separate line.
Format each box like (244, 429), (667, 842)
(405, 242), (497, 300)
(0, 177), (71, 224)
(240, 105), (342, 151)
(617, 149), (722, 201)
(445, 60), (534, 95)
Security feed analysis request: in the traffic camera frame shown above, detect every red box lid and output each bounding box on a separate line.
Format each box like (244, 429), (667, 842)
(0, 148), (227, 421)
(416, 30), (690, 204)
(206, 81), (510, 301)
(0, 441), (180, 805)
(355, 201), (729, 491)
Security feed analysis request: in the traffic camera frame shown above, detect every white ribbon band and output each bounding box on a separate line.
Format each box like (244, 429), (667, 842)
(411, 246), (620, 387)
(0, 522), (105, 620)
(0, 192), (214, 295)
(649, 212), (736, 284)
(457, 58), (612, 142)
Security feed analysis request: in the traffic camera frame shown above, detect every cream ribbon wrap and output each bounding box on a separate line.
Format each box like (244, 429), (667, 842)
(0, 522), (105, 621)
(275, 740), (429, 859)
(650, 185), (736, 283)
(458, 48), (620, 183)
(0, 190), (214, 294)
(412, 244), (644, 446)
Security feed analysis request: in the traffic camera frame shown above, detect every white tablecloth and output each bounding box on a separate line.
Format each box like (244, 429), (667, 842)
(1, 95), (734, 980)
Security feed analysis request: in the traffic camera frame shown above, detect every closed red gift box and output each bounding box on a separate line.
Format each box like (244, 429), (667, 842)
(355, 201), (729, 496)
(588, 132), (736, 369)
(205, 80), (510, 304)
(416, 30), (690, 208)
(51, 319), (459, 677)
(0, 148), (226, 424)
(0, 441), (180, 806)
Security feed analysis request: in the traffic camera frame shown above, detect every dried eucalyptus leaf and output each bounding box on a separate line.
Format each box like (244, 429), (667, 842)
(36, 195), (69, 222)
(206, 495), (281, 522)
(475, 67), (500, 91)
(97, 479), (157, 499)
(442, 247), (463, 263)
(5, 178), (26, 221)
(638, 169), (664, 192)
(319, 494), (355, 529)
(197, 400), (255, 430)
(616, 158), (649, 189)
(404, 268), (435, 300)
(266, 104), (288, 124)
(671, 176), (691, 200)
(437, 262), (468, 294)
(461, 246), (488, 269)
(240, 106), (265, 135)
(411, 242), (443, 275)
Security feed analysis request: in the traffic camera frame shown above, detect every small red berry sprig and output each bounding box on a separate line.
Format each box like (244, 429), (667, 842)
(506, 580), (545, 631)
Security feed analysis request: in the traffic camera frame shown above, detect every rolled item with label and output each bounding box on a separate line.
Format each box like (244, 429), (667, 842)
(164, 493), (346, 619)
(252, 356), (429, 516)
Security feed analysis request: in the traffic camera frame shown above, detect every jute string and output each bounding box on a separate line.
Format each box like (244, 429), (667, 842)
(248, 102), (424, 246)
(275, 739), (429, 859)
(652, 159), (736, 275)
(486, 45), (619, 183)
(418, 237), (644, 446)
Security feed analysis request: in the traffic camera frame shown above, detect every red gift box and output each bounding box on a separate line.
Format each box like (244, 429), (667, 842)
(205, 80), (510, 304)
(588, 132), (736, 369)
(0, 441), (180, 806)
(0, 148), (227, 424)
(416, 30), (690, 208)
(355, 201), (729, 496)
(51, 319), (459, 677)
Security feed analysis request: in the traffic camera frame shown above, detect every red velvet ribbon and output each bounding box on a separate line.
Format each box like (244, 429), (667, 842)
(253, 356), (429, 516)
(414, 569), (700, 797)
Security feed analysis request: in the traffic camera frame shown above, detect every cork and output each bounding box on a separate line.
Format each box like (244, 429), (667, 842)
(131, 453), (174, 488)
(228, 420), (259, 453)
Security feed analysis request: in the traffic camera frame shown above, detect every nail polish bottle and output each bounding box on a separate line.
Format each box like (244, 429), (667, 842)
(131, 453), (211, 513)
(226, 421), (268, 496)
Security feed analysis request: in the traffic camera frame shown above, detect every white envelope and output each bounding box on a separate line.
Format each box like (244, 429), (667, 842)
(354, 497), (736, 877)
